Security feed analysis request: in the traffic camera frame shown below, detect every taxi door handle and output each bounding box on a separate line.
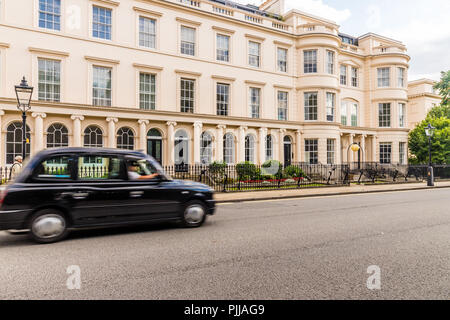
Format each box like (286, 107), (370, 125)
(130, 191), (144, 198)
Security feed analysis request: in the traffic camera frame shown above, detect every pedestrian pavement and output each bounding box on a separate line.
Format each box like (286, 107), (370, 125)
(214, 180), (450, 203)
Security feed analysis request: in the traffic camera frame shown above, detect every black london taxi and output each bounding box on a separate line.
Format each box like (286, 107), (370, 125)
(0, 148), (215, 243)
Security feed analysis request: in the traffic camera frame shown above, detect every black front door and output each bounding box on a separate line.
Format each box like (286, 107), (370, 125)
(284, 143), (292, 166)
(147, 138), (162, 164)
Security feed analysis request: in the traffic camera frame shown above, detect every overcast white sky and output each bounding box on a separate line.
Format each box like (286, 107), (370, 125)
(235, 0), (450, 81)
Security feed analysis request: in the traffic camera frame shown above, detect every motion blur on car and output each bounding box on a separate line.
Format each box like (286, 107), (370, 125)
(0, 147), (215, 243)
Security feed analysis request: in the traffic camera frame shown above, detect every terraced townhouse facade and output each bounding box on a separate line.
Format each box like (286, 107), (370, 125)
(0, 0), (436, 166)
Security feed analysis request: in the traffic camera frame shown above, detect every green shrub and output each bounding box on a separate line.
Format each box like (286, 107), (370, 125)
(236, 162), (256, 180)
(284, 165), (306, 178)
(208, 161), (227, 175)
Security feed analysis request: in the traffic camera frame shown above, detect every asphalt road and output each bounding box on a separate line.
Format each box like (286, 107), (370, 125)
(0, 188), (449, 300)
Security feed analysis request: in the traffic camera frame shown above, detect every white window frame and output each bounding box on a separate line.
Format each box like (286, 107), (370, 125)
(304, 92), (318, 121)
(351, 67), (358, 87)
(88, 1), (118, 42)
(326, 92), (335, 122)
(303, 50), (317, 74)
(277, 47), (288, 73)
(398, 102), (406, 128)
(248, 40), (261, 68)
(180, 25), (196, 56)
(249, 87), (261, 119)
(378, 103), (391, 127)
(277, 90), (288, 121)
(326, 50), (335, 74)
(377, 67), (390, 88)
(340, 65), (347, 85)
(397, 67), (405, 88)
(216, 33), (230, 62)
(37, 58), (61, 102)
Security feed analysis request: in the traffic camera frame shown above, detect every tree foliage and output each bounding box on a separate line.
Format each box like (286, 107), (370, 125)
(408, 105), (450, 164)
(433, 70), (450, 106)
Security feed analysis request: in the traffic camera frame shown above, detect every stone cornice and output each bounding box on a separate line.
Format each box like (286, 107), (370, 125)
(84, 56), (120, 65)
(132, 6), (163, 17)
(28, 47), (70, 57)
(408, 93), (441, 100)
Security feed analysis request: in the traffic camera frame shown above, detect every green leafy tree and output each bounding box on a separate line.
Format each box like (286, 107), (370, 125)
(408, 105), (450, 164)
(433, 70), (450, 106)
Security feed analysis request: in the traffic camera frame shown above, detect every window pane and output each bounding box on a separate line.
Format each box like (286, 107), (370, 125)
(216, 83), (229, 116)
(92, 6), (112, 40)
(36, 155), (71, 179)
(78, 156), (122, 180)
(304, 92), (317, 120)
(216, 34), (230, 62)
(38, 0), (61, 31)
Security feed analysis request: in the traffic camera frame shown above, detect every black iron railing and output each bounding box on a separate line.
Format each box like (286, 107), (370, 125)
(1, 163), (449, 192)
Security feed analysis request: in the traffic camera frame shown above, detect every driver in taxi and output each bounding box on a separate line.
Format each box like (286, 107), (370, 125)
(127, 161), (160, 180)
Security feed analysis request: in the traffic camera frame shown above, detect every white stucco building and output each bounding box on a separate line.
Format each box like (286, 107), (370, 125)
(0, 0), (436, 166)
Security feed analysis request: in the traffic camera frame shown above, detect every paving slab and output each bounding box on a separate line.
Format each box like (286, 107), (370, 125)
(214, 181), (450, 203)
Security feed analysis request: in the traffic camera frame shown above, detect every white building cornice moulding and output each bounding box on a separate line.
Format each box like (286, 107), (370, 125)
(84, 56), (120, 65)
(175, 69), (202, 77)
(211, 75), (236, 82)
(132, 6), (163, 17)
(132, 63), (164, 71)
(90, 0), (120, 7)
(211, 26), (236, 34)
(28, 47), (70, 57)
(0, 42), (10, 49)
(175, 17), (202, 26)
(245, 80), (266, 86)
(245, 33), (266, 42)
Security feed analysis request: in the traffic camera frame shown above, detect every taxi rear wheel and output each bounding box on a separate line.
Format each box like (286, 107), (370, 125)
(180, 200), (207, 228)
(28, 209), (69, 244)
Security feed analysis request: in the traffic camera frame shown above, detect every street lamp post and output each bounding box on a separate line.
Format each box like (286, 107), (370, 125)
(425, 123), (435, 187)
(14, 77), (33, 160)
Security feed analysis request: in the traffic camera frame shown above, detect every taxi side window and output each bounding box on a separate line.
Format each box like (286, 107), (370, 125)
(78, 156), (123, 180)
(35, 156), (72, 179)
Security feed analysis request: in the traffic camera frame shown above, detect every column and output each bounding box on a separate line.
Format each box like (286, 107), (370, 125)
(336, 134), (342, 164)
(216, 125), (225, 162)
(0, 110), (4, 165)
(361, 135), (366, 163)
(278, 129), (286, 163)
(238, 126), (247, 163)
(106, 117), (118, 148)
(71, 115), (84, 147)
(138, 120), (149, 151)
(166, 121), (177, 165)
(193, 121), (203, 164)
(348, 134), (354, 163)
(258, 127), (267, 164)
(31, 112), (46, 154)
(296, 130), (302, 163)
(372, 135), (377, 162)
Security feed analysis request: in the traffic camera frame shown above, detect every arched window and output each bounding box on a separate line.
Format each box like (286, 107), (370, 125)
(147, 128), (162, 164)
(174, 129), (189, 164)
(117, 127), (134, 150)
(223, 133), (235, 164)
(47, 123), (69, 148)
(245, 134), (255, 163)
(200, 131), (213, 164)
(265, 135), (273, 161)
(83, 125), (103, 148)
(6, 122), (31, 164)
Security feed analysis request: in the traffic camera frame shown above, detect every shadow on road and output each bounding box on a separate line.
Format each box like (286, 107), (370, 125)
(0, 221), (188, 247)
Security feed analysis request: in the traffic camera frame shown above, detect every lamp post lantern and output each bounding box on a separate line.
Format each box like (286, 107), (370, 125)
(14, 76), (33, 160)
(424, 123), (435, 187)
